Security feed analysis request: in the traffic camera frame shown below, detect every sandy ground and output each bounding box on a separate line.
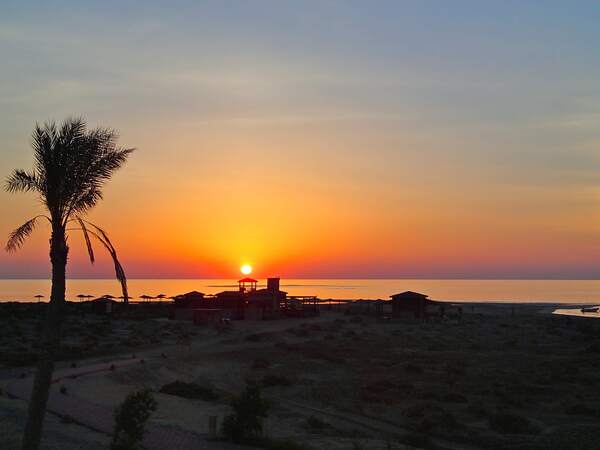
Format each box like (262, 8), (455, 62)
(0, 396), (109, 450)
(3, 303), (600, 449)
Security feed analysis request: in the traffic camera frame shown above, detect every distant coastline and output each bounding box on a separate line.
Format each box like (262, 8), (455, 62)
(1, 278), (600, 304)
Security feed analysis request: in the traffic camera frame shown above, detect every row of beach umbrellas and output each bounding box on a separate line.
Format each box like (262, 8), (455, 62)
(32, 293), (172, 302)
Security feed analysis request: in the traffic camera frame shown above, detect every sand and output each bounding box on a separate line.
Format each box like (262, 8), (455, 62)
(2, 302), (600, 449)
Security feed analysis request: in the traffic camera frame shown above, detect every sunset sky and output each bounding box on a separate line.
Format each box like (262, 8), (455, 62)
(1, 1), (600, 279)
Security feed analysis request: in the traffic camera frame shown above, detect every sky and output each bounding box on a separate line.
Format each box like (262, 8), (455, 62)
(1, 1), (600, 279)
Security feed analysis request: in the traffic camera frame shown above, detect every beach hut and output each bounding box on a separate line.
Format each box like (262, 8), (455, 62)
(390, 291), (430, 318)
(172, 291), (205, 307)
(91, 296), (118, 314)
(170, 291), (207, 320)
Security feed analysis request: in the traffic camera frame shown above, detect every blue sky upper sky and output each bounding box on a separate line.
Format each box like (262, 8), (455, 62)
(1, 1), (600, 279)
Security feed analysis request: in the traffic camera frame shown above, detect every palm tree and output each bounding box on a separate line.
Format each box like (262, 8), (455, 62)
(4, 117), (134, 450)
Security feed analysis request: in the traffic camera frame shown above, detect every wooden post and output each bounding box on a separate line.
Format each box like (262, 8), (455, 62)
(208, 415), (217, 439)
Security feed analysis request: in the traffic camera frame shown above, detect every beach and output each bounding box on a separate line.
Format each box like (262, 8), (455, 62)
(2, 301), (600, 449)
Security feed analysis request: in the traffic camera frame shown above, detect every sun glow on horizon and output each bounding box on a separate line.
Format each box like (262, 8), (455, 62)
(240, 264), (253, 275)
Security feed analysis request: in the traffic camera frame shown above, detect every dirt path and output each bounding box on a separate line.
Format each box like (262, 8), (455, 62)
(5, 358), (253, 450)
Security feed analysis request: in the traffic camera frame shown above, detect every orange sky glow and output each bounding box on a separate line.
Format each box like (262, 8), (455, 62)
(1, 2), (600, 279)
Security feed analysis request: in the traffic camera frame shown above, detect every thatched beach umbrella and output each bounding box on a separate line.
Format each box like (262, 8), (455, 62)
(34, 294), (44, 302)
(140, 294), (154, 302)
(84, 294), (94, 301)
(102, 294), (116, 299)
(155, 293), (167, 301)
(76, 294), (87, 302)
(118, 295), (133, 302)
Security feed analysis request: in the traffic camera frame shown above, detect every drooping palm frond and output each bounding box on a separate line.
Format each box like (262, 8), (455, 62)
(75, 216), (95, 264)
(80, 220), (129, 303)
(5, 216), (46, 252)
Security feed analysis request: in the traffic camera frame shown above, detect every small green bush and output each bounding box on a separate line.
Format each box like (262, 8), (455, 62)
(222, 383), (270, 443)
(159, 380), (219, 401)
(111, 389), (157, 450)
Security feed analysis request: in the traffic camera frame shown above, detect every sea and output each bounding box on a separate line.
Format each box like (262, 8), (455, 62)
(1, 278), (600, 304)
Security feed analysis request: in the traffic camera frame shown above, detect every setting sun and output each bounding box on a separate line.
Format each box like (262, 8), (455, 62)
(240, 264), (252, 275)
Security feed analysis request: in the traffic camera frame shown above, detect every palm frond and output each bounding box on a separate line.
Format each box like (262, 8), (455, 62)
(5, 216), (42, 252)
(75, 216), (95, 264)
(5, 170), (40, 193)
(81, 221), (129, 303)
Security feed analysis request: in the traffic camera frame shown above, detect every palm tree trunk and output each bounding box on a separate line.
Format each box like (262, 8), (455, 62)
(22, 226), (68, 450)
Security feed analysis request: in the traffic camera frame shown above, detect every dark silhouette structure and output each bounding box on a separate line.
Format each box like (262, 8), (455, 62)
(91, 296), (120, 314)
(170, 277), (288, 321)
(172, 290), (205, 308)
(390, 291), (430, 318)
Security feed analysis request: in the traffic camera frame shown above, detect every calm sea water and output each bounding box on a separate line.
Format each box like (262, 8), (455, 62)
(0, 279), (599, 304)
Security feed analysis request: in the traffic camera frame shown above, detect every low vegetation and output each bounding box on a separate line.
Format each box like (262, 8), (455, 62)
(159, 380), (219, 401)
(111, 389), (157, 450)
(0, 303), (199, 368)
(222, 383), (270, 443)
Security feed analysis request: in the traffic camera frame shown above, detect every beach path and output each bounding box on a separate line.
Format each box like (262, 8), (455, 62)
(5, 358), (252, 450)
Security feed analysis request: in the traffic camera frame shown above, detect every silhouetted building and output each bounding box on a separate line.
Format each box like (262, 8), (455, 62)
(246, 277), (287, 319)
(91, 296), (119, 314)
(171, 291), (206, 320)
(173, 291), (205, 307)
(390, 291), (430, 318)
(170, 277), (288, 321)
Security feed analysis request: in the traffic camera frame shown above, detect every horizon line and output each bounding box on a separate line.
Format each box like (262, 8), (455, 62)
(0, 277), (599, 281)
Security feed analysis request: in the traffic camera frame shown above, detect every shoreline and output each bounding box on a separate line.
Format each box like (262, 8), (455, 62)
(1, 298), (600, 305)
(2, 278), (600, 305)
